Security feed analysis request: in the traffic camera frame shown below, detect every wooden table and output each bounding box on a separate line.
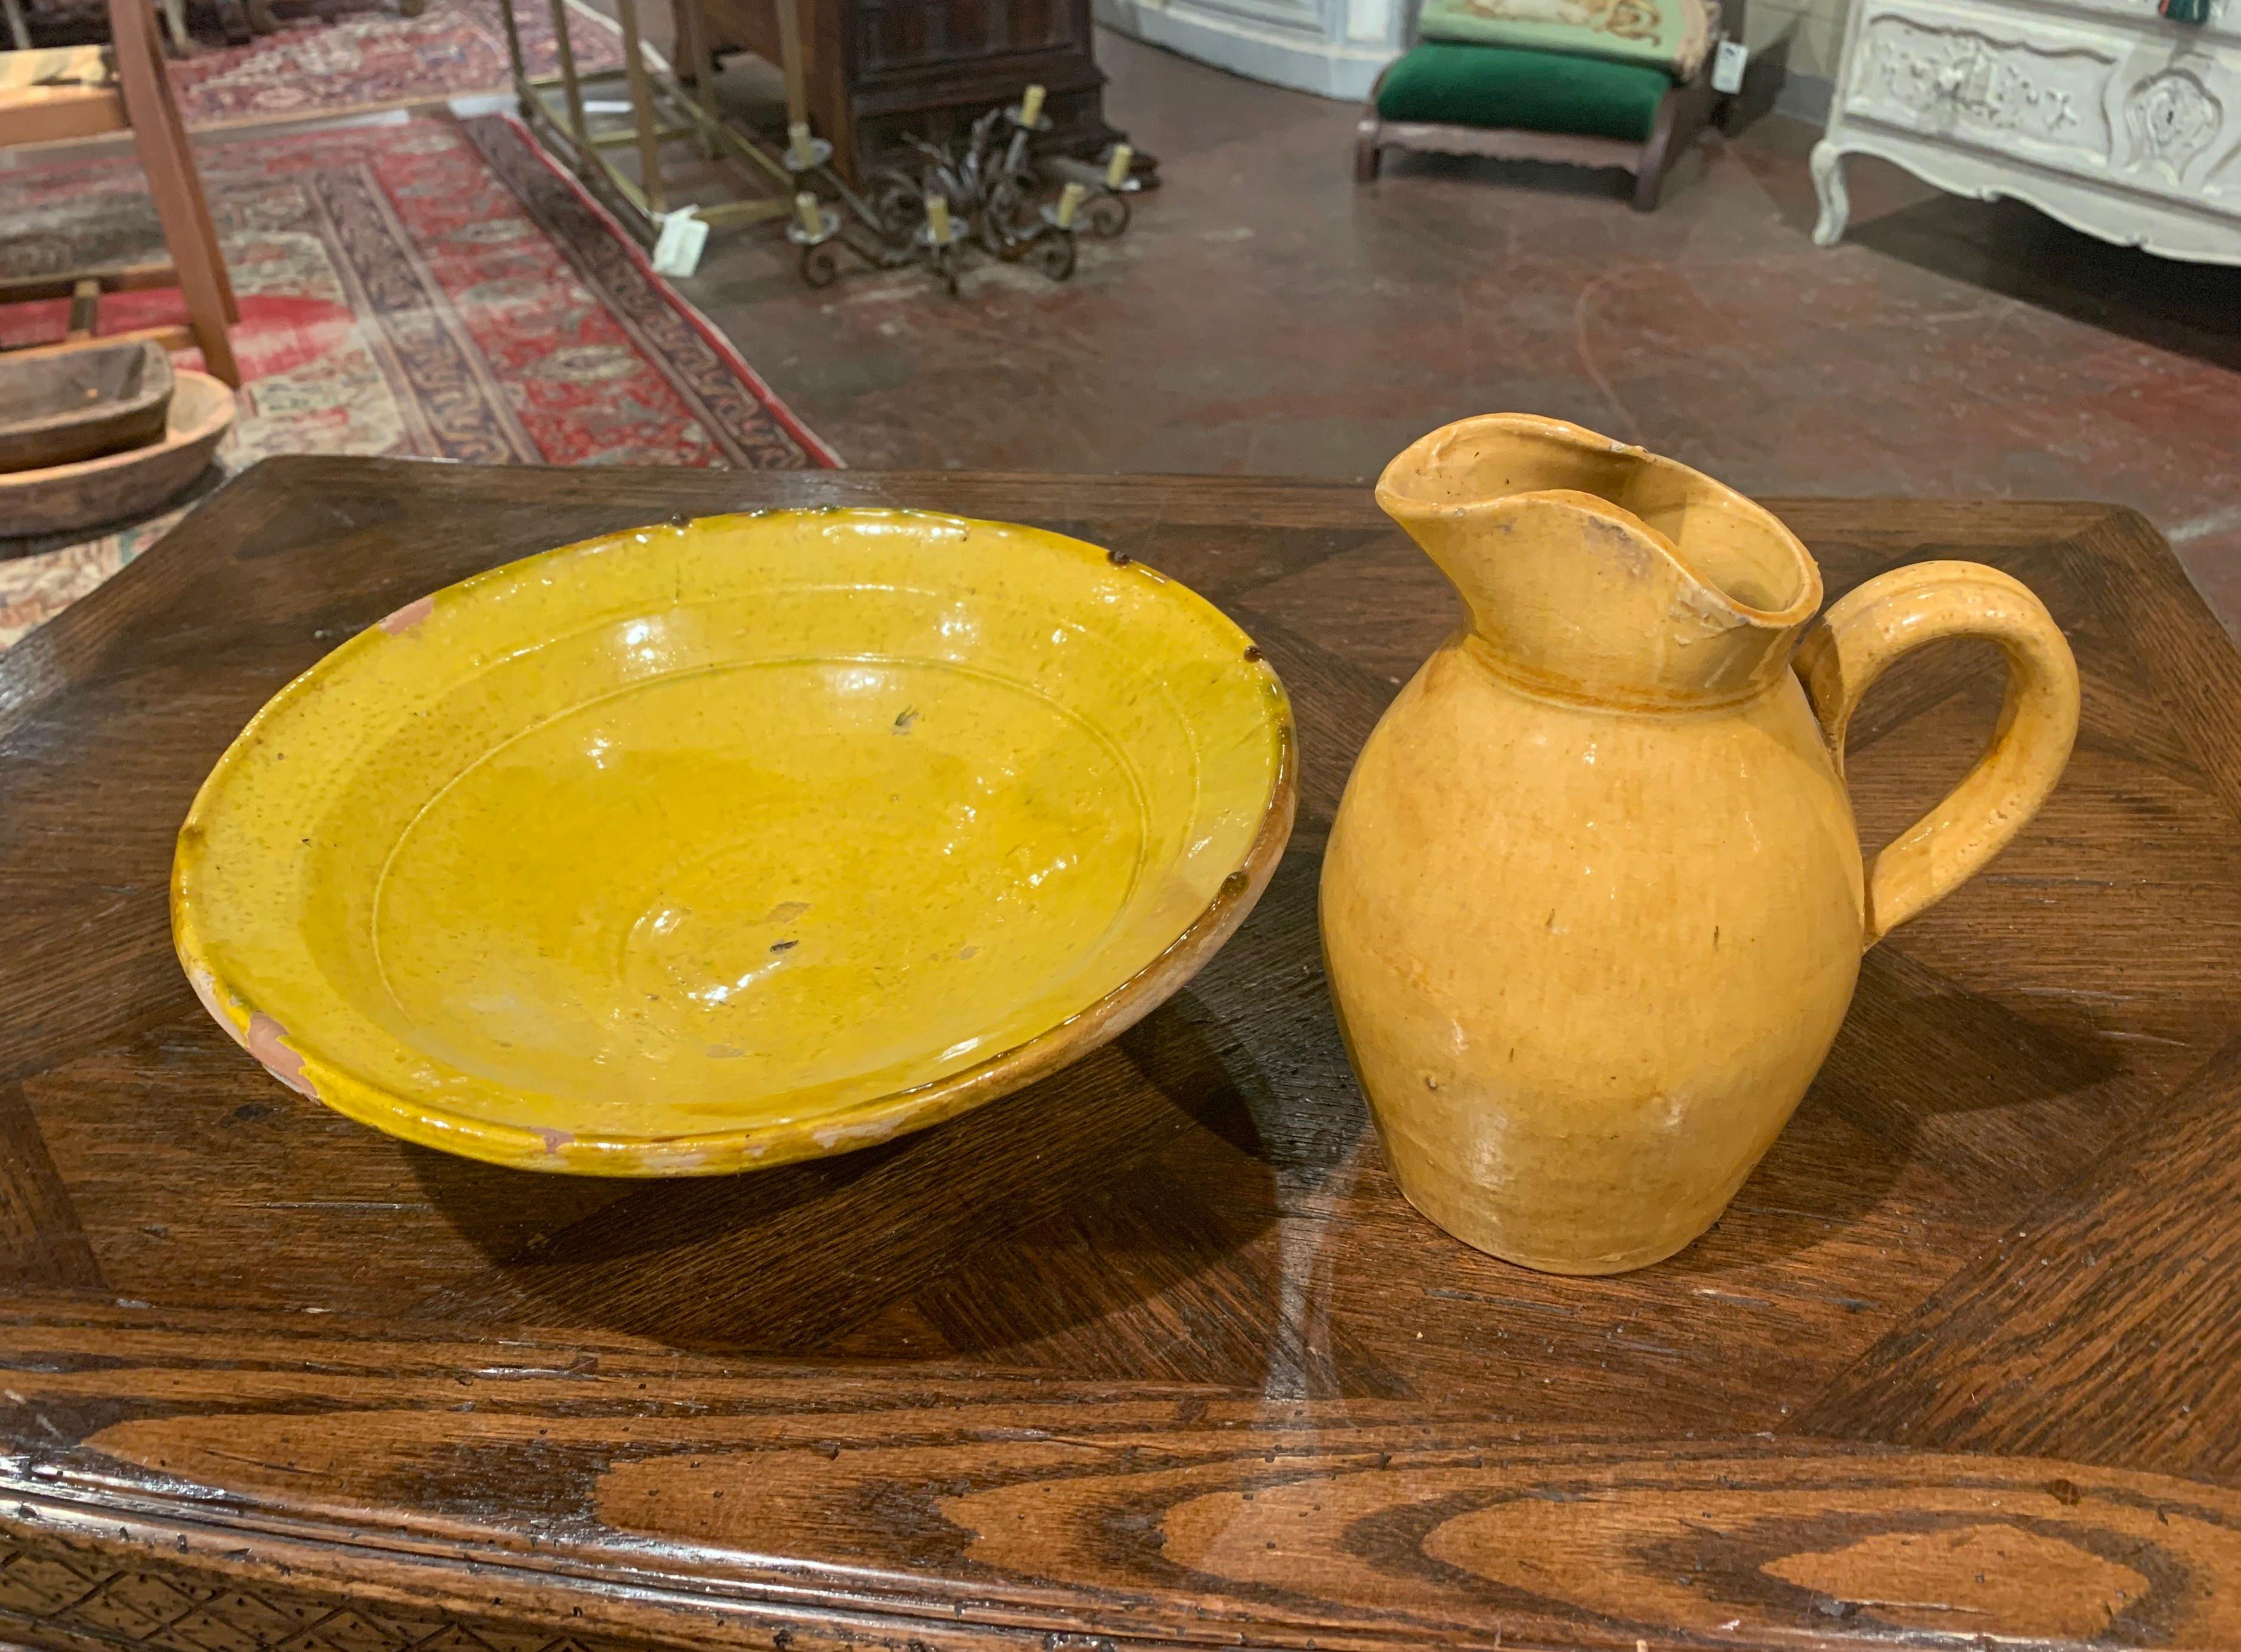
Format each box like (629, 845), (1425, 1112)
(5, 458), (2241, 1652)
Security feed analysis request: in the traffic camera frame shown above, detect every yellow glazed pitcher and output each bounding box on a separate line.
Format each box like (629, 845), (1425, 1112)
(1321, 414), (2080, 1274)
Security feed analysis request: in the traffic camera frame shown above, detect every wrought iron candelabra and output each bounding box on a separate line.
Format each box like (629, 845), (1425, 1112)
(784, 87), (1140, 295)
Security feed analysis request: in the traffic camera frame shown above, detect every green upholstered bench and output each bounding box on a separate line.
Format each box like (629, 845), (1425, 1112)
(1354, 0), (1743, 212)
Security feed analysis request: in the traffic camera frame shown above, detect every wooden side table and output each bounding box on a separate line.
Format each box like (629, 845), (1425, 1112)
(686, 0), (1143, 184)
(494, 0), (793, 240)
(3, 459), (2240, 1651)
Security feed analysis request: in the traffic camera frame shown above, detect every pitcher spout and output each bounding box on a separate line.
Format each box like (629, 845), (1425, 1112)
(1378, 414), (1822, 708)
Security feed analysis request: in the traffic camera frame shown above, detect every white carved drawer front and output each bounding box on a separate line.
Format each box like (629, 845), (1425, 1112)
(1843, 0), (2241, 206)
(1843, 1), (2124, 165)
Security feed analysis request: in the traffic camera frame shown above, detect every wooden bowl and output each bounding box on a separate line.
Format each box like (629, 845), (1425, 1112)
(172, 509), (1296, 1176)
(0, 339), (175, 474)
(0, 369), (233, 538)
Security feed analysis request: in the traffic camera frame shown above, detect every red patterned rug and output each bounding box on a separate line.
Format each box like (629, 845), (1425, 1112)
(30, 0), (629, 130)
(0, 113), (835, 649)
(180, 0), (630, 129)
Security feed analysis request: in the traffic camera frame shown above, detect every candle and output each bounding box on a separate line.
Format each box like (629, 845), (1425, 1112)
(1019, 83), (1046, 126)
(1104, 142), (1133, 190)
(1056, 181), (1087, 230)
(794, 191), (823, 237)
(787, 120), (815, 168)
(925, 194), (952, 244)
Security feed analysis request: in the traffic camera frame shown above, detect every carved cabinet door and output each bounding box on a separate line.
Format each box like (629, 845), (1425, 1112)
(2107, 41), (2241, 202)
(1838, 0), (2241, 209)
(1839, 1), (2134, 171)
(850, 0), (1090, 79)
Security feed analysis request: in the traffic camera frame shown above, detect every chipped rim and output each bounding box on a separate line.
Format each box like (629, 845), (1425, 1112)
(171, 510), (1298, 1177)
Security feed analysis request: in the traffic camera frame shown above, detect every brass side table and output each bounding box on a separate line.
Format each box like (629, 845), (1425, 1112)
(493, 0), (803, 240)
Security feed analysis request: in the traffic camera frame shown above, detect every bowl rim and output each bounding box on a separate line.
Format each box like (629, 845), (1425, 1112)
(171, 507), (1298, 1177)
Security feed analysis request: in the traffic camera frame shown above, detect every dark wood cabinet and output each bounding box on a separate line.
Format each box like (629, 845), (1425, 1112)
(685, 0), (1141, 182)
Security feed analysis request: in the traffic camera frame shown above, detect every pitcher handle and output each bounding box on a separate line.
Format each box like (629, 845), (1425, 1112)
(1794, 560), (2079, 949)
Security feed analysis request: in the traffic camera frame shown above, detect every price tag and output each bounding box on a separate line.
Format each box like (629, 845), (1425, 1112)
(652, 207), (710, 277)
(1711, 38), (1748, 93)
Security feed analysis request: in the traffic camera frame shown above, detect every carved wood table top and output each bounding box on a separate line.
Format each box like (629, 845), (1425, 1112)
(5, 458), (2240, 1652)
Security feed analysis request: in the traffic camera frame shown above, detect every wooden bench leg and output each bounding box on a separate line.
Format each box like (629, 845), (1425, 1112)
(67, 278), (101, 339)
(1633, 76), (1716, 212)
(145, 21), (241, 323)
(110, 0), (242, 385)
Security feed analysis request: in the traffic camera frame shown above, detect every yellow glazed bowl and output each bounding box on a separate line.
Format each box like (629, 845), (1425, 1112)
(172, 509), (1294, 1175)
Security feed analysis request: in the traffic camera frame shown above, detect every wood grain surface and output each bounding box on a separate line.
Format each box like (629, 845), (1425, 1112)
(1, 460), (2236, 1652)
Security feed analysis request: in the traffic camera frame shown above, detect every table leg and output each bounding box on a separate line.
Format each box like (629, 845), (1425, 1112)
(674, 0), (716, 157)
(67, 278), (99, 339)
(614, 0), (666, 215)
(493, 0), (528, 110)
(1810, 142), (1850, 247)
(543, 0), (587, 149)
(776, 0), (809, 122)
(775, 0), (810, 147)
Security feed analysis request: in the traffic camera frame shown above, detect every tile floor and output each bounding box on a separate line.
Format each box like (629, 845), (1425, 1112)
(663, 29), (2241, 634)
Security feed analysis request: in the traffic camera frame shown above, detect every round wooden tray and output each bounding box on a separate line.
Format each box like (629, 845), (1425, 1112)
(0, 339), (174, 475)
(0, 368), (233, 537)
